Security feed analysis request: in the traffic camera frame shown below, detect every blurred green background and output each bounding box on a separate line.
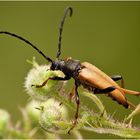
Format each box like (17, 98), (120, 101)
(0, 1), (140, 138)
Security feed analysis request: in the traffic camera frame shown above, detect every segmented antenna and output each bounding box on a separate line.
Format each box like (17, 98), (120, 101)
(56, 7), (73, 59)
(0, 31), (53, 63)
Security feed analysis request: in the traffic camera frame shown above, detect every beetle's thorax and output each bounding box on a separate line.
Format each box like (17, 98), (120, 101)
(51, 58), (82, 78)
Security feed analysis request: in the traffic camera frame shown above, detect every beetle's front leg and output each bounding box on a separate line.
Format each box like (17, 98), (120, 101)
(69, 87), (75, 101)
(68, 81), (80, 134)
(111, 75), (125, 88)
(31, 75), (70, 88)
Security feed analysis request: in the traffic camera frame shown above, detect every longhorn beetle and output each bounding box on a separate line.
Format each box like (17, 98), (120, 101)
(0, 7), (140, 133)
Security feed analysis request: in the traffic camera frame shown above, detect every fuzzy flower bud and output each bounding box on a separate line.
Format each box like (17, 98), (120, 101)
(25, 100), (41, 125)
(24, 59), (65, 101)
(39, 98), (70, 133)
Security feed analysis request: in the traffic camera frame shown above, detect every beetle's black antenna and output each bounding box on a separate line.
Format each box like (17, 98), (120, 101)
(0, 31), (53, 63)
(56, 7), (73, 59)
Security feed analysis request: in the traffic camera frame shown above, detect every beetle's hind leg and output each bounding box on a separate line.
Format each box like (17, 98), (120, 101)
(111, 75), (140, 96)
(111, 75), (125, 88)
(94, 86), (116, 94)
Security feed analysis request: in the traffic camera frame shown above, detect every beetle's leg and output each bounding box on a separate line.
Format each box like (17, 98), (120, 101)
(111, 76), (140, 96)
(31, 78), (50, 88)
(69, 87), (75, 101)
(31, 75), (70, 88)
(119, 88), (140, 96)
(94, 86), (116, 94)
(68, 81), (80, 134)
(64, 56), (72, 61)
(111, 75), (125, 88)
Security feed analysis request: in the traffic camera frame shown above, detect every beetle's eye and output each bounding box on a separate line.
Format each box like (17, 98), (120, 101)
(50, 61), (60, 71)
(50, 64), (55, 70)
(50, 62), (57, 70)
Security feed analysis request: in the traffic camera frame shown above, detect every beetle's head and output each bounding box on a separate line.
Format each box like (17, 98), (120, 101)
(50, 60), (65, 71)
(50, 61), (59, 70)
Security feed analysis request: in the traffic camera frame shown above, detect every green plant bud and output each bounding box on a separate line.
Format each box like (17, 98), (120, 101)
(39, 98), (69, 133)
(0, 109), (10, 138)
(25, 100), (41, 125)
(25, 60), (65, 101)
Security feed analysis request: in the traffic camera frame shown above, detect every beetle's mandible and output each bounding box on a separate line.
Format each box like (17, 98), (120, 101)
(0, 7), (140, 133)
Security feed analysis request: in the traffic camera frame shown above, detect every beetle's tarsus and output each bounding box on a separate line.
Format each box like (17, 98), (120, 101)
(31, 84), (42, 88)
